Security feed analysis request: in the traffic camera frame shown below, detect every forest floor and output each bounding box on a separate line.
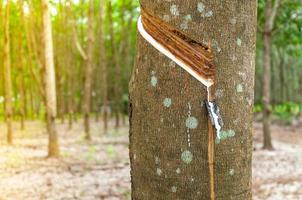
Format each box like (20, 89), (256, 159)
(0, 120), (301, 200)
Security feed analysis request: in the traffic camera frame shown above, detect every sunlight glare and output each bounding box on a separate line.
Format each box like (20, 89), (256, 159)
(23, 2), (30, 15)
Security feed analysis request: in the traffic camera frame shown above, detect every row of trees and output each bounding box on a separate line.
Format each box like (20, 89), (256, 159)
(257, 0), (302, 149)
(0, 0), (301, 154)
(0, 0), (138, 156)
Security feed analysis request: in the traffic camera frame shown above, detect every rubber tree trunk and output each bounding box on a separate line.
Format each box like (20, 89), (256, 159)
(42, 0), (59, 157)
(98, 0), (109, 134)
(129, 1), (257, 199)
(262, 0), (279, 150)
(18, 0), (26, 130)
(83, 0), (94, 140)
(4, 1), (13, 144)
(262, 32), (273, 149)
(108, 0), (122, 130)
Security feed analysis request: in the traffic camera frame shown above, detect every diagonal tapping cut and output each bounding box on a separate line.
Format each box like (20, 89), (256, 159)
(138, 7), (215, 88)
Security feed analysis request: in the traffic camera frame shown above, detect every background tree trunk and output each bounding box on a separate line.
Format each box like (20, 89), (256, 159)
(99, 0), (109, 134)
(83, 0), (94, 140)
(67, 2), (75, 130)
(262, 0), (280, 150)
(4, 1), (13, 144)
(129, 0), (257, 199)
(108, 0), (121, 130)
(18, 0), (26, 130)
(42, 0), (59, 157)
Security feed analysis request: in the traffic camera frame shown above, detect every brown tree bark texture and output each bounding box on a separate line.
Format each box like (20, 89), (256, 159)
(129, 1), (257, 199)
(98, 0), (109, 133)
(83, 0), (95, 140)
(18, 0), (26, 130)
(4, 1), (13, 144)
(262, 0), (279, 150)
(42, 0), (59, 157)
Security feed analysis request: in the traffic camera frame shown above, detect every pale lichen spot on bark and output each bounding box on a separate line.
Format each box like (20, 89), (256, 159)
(233, 118), (240, 125)
(184, 14), (192, 21)
(197, 2), (205, 13)
(169, 61), (176, 68)
(238, 71), (247, 81)
(236, 84), (244, 93)
(186, 116), (198, 129)
(197, 2), (214, 18)
(231, 55), (237, 62)
(230, 18), (237, 25)
(155, 156), (160, 164)
(180, 21), (188, 30)
(176, 168), (181, 174)
(212, 40), (221, 53)
(204, 10), (213, 18)
(181, 14), (192, 30)
(150, 75), (158, 87)
(229, 168), (235, 176)
(156, 168), (162, 176)
(181, 150), (193, 164)
(245, 97), (253, 106)
(171, 186), (177, 193)
(163, 98), (172, 107)
(237, 38), (242, 46)
(219, 129), (236, 140)
(160, 117), (164, 123)
(170, 5), (179, 16)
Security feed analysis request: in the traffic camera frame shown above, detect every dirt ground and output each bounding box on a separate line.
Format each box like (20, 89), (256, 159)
(0, 120), (301, 200)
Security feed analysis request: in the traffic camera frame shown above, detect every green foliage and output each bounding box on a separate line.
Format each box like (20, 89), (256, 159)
(256, 0), (302, 105)
(253, 104), (263, 113)
(254, 102), (302, 122)
(274, 102), (301, 117)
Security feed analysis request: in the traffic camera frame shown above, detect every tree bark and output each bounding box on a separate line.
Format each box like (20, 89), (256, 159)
(108, 0), (122, 129)
(262, 0), (280, 150)
(83, 0), (94, 140)
(67, 3), (74, 130)
(277, 48), (285, 103)
(42, 0), (59, 157)
(4, 1), (13, 144)
(99, 0), (109, 134)
(18, 0), (27, 130)
(129, 1), (257, 199)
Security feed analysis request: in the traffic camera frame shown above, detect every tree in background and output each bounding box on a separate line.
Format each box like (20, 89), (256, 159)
(83, 0), (95, 140)
(107, 0), (122, 129)
(98, 0), (109, 133)
(3, 1), (13, 144)
(257, 0), (302, 149)
(18, 0), (27, 130)
(129, 0), (257, 198)
(261, 0), (280, 150)
(42, 0), (59, 157)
